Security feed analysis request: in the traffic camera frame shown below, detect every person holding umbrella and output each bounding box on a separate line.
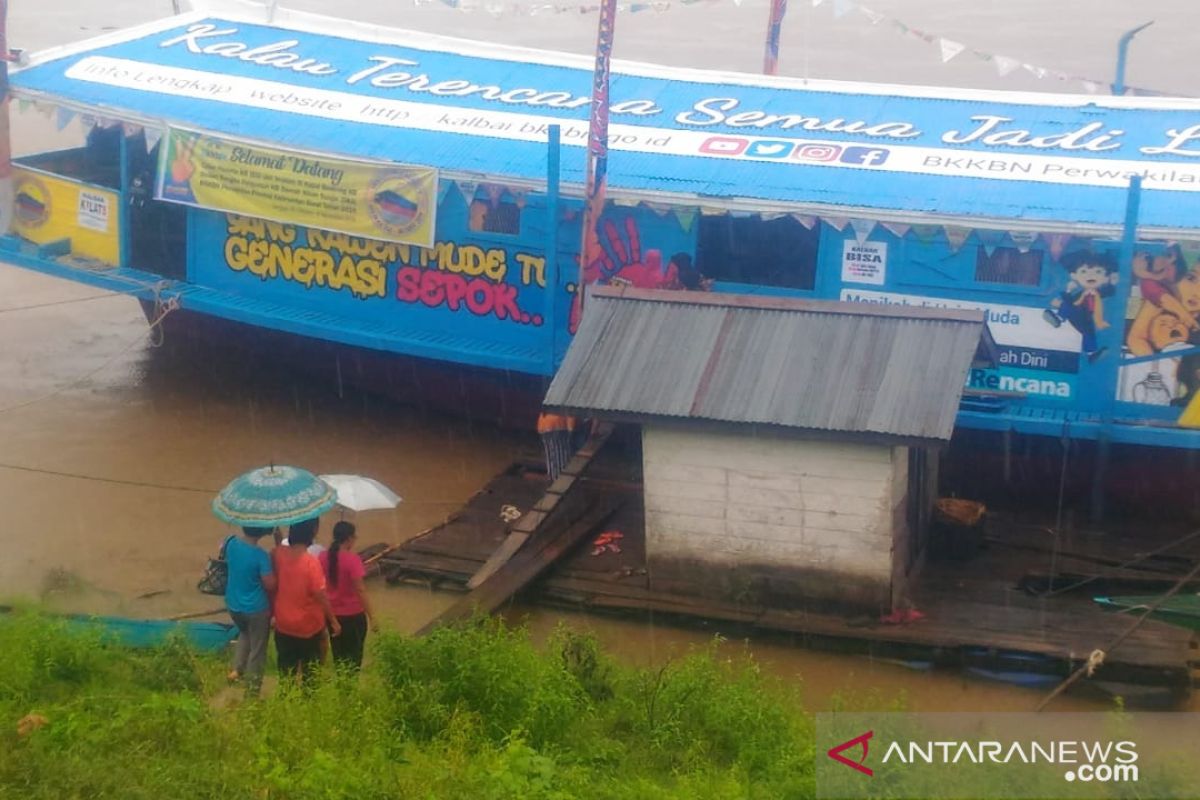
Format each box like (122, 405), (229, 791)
(212, 465), (341, 684)
(319, 521), (377, 672)
(224, 525), (277, 694)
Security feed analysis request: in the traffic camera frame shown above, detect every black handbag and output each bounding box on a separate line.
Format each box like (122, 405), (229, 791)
(197, 535), (235, 596)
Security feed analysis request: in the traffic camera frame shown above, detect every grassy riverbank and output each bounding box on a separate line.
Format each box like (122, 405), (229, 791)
(0, 610), (812, 799)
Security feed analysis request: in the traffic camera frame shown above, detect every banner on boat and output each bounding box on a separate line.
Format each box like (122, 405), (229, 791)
(12, 166), (120, 265)
(154, 128), (437, 247)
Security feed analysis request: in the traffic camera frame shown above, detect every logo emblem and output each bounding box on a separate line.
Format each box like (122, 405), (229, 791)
(793, 143), (842, 162)
(13, 176), (51, 229)
(745, 140), (795, 158)
(699, 136), (749, 155)
(368, 173), (428, 237)
(840, 146), (890, 166)
(827, 731), (874, 777)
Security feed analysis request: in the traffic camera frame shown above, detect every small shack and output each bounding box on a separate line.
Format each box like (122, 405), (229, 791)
(545, 286), (991, 615)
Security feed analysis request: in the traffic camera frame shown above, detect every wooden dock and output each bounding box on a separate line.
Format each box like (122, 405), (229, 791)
(378, 453), (1198, 701)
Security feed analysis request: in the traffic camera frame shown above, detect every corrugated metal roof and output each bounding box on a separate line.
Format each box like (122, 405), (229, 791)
(544, 287), (986, 443)
(11, 9), (1200, 235)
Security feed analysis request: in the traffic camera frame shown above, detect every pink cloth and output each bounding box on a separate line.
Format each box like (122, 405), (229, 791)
(318, 549), (367, 616)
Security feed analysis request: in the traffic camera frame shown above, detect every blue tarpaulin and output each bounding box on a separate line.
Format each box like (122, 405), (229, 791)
(12, 5), (1200, 234)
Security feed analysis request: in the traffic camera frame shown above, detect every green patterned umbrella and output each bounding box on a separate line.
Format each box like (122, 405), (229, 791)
(212, 465), (337, 527)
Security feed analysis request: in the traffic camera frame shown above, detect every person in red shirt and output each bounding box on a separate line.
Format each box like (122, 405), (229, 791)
(318, 521), (377, 671)
(271, 517), (340, 683)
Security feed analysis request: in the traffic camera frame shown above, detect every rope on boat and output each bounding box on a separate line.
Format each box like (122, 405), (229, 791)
(1034, 551), (1200, 711)
(1036, 527), (1200, 598)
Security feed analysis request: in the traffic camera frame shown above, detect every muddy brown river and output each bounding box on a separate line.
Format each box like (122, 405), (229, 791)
(3, 0), (1197, 712)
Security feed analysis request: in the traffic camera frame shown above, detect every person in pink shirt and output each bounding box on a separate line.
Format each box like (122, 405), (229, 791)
(318, 521), (377, 671)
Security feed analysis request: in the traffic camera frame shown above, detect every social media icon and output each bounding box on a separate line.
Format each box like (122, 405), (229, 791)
(745, 140), (795, 158)
(792, 143), (842, 162)
(699, 136), (749, 155)
(840, 146), (890, 166)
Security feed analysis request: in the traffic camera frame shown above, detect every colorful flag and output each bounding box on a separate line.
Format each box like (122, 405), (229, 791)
(763, 0), (787, 76)
(575, 0), (618, 328)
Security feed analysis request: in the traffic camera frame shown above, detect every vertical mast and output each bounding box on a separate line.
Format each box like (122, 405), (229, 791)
(576, 0), (617, 323)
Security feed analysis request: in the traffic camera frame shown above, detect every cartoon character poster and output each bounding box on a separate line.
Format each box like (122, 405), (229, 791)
(1042, 249), (1120, 363)
(1115, 244), (1200, 425)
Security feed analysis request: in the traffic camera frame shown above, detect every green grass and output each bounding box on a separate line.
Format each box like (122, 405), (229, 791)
(0, 611), (813, 799)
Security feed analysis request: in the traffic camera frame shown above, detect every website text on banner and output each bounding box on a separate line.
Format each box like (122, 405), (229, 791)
(154, 128), (437, 247)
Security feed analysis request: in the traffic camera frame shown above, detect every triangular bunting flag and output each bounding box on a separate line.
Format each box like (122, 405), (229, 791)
(791, 213), (818, 229)
(910, 224), (941, 244)
(642, 201), (672, 217)
(944, 226), (972, 253)
(881, 222), (910, 239)
(1082, 81), (1103, 94)
(144, 128), (163, 153)
(699, 206), (726, 216)
(1023, 64), (1048, 80)
(1009, 231), (1038, 253)
(832, 0), (855, 18)
(812, 0), (827, 7)
(1043, 233), (1071, 262)
(976, 230), (1004, 254)
(457, 180), (479, 200)
(34, 101), (55, 119)
(993, 56), (1020, 77)
(939, 38), (965, 63)
(674, 208), (698, 233)
(858, 6), (884, 24)
(822, 216), (849, 232)
(55, 107), (76, 131)
(121, 122), (142, 138)
(761, 212), (787, 222)
(849, 218), (876, 243)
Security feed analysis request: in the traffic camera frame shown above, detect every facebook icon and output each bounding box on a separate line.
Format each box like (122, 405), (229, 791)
(840, 146), (890, 166)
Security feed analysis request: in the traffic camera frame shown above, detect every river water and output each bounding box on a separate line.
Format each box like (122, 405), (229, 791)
(3, 0), (1196, 712)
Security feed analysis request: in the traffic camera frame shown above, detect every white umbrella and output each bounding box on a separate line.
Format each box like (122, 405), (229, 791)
(318, 474), (402, 512)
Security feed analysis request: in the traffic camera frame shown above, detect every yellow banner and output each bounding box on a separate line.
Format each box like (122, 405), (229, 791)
(155, 128), (436, 247)
(12, 166), (121, 266)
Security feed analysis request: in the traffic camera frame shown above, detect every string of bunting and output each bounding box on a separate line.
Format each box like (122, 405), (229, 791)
(408, 0), (1167, 96)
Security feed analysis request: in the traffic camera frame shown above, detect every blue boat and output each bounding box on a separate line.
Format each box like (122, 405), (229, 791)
(2, 607), (238, 653)
(4, 3), (1200, 502)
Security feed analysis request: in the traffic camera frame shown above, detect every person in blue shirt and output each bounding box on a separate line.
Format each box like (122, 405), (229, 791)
(225, 526), (277, 694)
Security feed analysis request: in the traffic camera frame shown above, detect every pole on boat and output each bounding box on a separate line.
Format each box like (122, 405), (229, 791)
(1111, 21), (1153, 96)
(544, 124), (561, 373)
(0, 0), (13, 237)
(576, 0), (617, 323)
(1089, 175), (1142, 524)
(762, 0), (788, 76)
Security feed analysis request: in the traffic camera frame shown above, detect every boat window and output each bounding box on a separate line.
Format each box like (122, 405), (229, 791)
(695, 215), (818, 290)
(469, 199), (522, 235)
(974, 246), (1043, 287)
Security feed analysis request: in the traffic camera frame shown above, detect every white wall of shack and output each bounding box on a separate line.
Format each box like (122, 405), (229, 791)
(642, 426), (895, 584)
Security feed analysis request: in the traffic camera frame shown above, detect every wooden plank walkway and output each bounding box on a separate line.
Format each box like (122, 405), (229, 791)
(379, 461), (1197, 695)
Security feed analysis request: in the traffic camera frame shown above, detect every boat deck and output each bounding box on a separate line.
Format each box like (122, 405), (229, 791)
(377, 454), (1198, 698)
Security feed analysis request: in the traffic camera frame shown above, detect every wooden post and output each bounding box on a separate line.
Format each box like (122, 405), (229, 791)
(0, 0), (13, 236)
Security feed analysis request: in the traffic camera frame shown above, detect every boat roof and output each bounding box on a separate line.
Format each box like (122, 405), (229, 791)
(12, 0), (1200, 237)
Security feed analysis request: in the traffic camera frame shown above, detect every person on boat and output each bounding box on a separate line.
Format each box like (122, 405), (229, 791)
(271, 517), (340, 683)
(537, 412), (576, 482)
(318, 521), (378, 672)
(224, 525), (277, 693)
